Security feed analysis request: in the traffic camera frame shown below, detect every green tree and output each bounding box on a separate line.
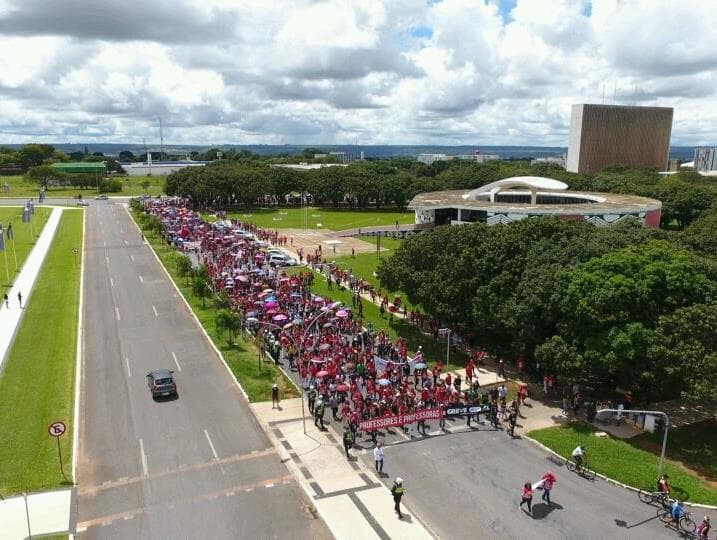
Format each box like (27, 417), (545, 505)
(19, 144), (55, 168)
(215, 309), (242, 344)
(175, 254), (194, 285)
(26, 165), (65, 188)
(192, 276), (212, 308)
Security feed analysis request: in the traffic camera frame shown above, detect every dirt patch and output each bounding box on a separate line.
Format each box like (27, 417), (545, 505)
(277, 229), (383, 259)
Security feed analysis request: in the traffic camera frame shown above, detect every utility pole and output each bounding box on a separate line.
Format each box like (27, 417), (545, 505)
(159, 117), (164, 161)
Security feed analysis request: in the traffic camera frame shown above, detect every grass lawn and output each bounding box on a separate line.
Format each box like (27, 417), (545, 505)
(203, 207), (414, 231)
(0, 210), (83, 495)
(327, 236), (404, 291)
(630, 419), (717, 482)
(0, 174), (165, 198)
(0, 206), (52, 293)
(529, 422), (717, 505)
(133, 211), (297, 402)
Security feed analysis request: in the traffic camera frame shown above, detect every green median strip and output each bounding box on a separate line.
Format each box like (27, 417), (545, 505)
(132, 210), (298, 402)
(529, 422), (717, 506)
(0, 209), (82, 495)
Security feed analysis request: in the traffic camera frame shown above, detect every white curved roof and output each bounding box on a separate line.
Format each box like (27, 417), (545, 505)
(462, 176), (568, 200)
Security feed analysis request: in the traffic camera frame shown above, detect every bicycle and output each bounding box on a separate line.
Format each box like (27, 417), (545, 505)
(565, 456), (597, 480)
(657, 507), (696, 533)
(638, 488), (670, 507)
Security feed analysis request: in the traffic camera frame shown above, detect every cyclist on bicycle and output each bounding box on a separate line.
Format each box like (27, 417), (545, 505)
(657, 474), (670, 497)
(670, 500), (685, 528)
(697, 516), (710, 539)
(571, 445), (586, 470)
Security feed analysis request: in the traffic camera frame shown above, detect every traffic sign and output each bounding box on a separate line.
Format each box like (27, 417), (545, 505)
(48, 421), (66, 438)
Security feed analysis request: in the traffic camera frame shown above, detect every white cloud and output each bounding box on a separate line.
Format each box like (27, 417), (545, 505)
(0, 0), (715, 145)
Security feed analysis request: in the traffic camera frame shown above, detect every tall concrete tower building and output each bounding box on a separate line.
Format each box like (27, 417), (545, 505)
(566, 104), (673, 175)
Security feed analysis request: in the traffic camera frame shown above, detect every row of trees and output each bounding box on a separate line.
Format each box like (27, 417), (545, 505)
(376, 217), (717, 404)
(165, 158), (717, 231)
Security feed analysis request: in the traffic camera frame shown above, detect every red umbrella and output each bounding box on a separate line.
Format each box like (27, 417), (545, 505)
(316, 370), (329, 378)
(337, 384), (349, 392)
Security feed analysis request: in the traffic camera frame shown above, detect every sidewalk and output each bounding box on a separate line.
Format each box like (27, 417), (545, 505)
(0, 489), (73, 539)
(252, 399), (434, 540)
(0, 207), (63, 372)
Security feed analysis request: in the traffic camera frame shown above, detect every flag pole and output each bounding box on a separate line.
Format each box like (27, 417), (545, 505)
(11, 237), (17, 270)
(3, 250), (8, 283)
(9, 222), (17, 270)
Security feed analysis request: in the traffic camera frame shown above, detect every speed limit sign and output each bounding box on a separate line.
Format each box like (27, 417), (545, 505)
(48, 421), (66, 438)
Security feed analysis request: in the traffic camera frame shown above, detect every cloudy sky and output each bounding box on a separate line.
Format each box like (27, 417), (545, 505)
(0, 0), (715, 146)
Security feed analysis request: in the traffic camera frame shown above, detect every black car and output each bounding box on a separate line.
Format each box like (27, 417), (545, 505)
(146, 369), (178, 399)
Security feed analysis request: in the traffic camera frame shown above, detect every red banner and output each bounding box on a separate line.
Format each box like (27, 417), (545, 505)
(358, 408), (444, 432)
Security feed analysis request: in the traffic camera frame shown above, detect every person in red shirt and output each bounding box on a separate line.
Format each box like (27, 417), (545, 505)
(519, 482), (533, 514)
(433, 361), (443, 384)
(465, 359), (475, 384)
(541, 472), (556, 506)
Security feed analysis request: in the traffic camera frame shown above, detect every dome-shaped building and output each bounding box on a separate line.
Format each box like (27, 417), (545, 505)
(408, 176), (662, 227)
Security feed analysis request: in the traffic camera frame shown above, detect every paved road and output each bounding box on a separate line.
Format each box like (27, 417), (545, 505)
(359, 422), (714, 539)
(76, 200), (330, 539)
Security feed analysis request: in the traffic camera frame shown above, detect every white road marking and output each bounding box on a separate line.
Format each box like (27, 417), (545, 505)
(204, 429), (219, 460)
(139, 439), (148, 476)
(124, 239), (128, 245)
(110, 277), (114, 287)
(130, 255), (134, 262)
(152, 305), (158, 317)
(265, 483), (274, 488)
(125, 357), (131, 377)
(120, 228), (124, 233)
(139, 275), (144, 283)
(103, 241), (106, 247)
(171, 351), (181, 372)
(105, 256), (109, 264)
(115, 307), (121, 321)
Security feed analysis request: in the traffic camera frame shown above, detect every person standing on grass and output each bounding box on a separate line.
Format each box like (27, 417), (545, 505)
(519, 482), (533, 514)
(374, 442), (384, 473)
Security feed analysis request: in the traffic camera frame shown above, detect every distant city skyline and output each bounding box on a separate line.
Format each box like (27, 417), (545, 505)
(0, 0), (715, 146)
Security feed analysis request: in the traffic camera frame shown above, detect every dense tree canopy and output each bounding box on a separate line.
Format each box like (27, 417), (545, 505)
(377, 218), (717, 402)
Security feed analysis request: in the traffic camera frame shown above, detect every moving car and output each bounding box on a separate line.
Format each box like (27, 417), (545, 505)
(146, 369), (178, 399)
(95, 194), (108, 200)
(76, 200), (89, 206)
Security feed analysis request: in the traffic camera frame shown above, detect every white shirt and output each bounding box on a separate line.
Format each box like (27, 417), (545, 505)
(572, 446), (584, 457)
(374, 446), (384, 461)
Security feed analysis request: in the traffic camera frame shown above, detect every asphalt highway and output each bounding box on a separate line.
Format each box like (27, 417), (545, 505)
(76, 200), (330, 539)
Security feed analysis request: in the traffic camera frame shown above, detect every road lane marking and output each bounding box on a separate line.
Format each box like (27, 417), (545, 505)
(124, 239), (128, 245)
(76, 474), (292, 531)
(139, 439), (148, 476)
(105, 256), (109, 264)
(103, 241), (106, 247)
(110, 277), (114, 287)
(115, 307), (121, 321)
(120, 228), (124, 233)
(139, 275), (144, 283)
(171, 351), (181, 372)
(78, 447), (277, 496)
(125, 357), (131, 378)
(130, 255), (134, 262)
(152, 305), (158, 317)
(204, 429), (219, 460)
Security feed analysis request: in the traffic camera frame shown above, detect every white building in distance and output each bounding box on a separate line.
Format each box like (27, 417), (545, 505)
(417, 151), (500, 165)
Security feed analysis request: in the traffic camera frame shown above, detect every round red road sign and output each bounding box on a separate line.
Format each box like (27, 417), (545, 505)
(48, 421), (66, 437)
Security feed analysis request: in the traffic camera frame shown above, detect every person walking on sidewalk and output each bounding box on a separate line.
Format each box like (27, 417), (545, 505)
(17, 291), (22, 309)
(519, 482), (533, 514)
(314, 398), (326, 430)
(3, 293), (8, 308)
(391, 478), (405, 519)
(343, 426), (353, 459)
(271, 384), (280, 409)
(374, 442), (384, 473)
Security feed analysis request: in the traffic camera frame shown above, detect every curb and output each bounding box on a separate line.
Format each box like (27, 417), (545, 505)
(523, 434), (717, 511)
(72, 207), (84, 483)
(125, 206), (251, 402)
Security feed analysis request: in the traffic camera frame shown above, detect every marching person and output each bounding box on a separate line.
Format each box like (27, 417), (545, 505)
(391, 478), (405, 519)
(343, 426), (353, 459)
(271, 383), (280, 409)
(307, 385), (317, 414)
(508, 407), (518, 437)
(373, 442), (384, 473)
(314, 398), (326, 430)
(519, 482), (533, 514)
(541, 471), (556, 506)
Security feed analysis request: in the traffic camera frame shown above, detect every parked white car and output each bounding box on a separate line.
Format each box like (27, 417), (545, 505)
(268, 253), (297, 267)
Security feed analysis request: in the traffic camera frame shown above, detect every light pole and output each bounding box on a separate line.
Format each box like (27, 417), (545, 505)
(248, 300), (341, 435)
(438, 328), (451, 365)
(597, 408), (670, 477)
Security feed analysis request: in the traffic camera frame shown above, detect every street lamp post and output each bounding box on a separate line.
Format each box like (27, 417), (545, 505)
(597, 408), (670, 477)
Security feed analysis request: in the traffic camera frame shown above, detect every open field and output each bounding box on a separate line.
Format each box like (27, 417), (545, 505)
(0, 206), (52, 293)
(326, 236), (404, 291)
(203, 207), (414, 231)
(134, 210), (298, 402)
(0, 210), (82, 495)
(529, 422), (717, 505)
(0, 174), (165, 198)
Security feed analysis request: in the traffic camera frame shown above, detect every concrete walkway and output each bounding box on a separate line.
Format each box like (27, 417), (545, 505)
(253, 399), (434, 540)
(0, 206), (76, 539)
